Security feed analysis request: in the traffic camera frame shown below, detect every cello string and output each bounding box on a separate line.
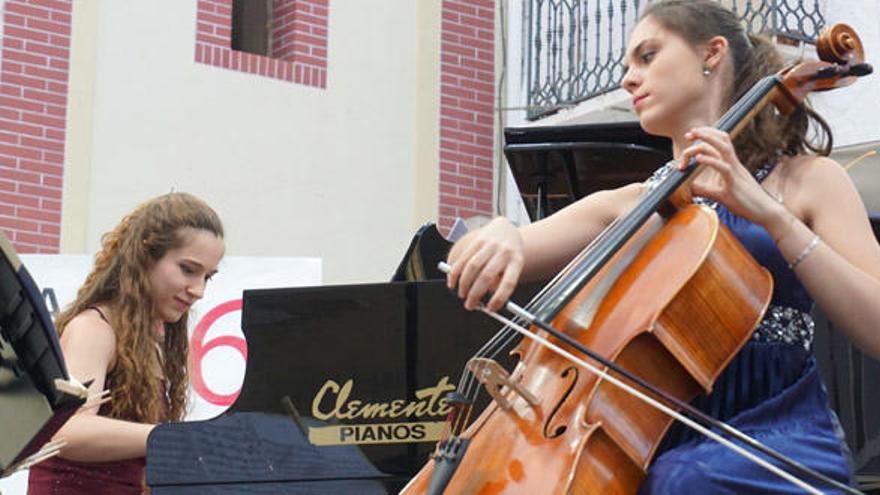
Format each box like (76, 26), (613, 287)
(448, 210), (645, 407)
(480, 308), (833, 495)
(486, 302), (862, 495)
(457, 209), (631, 369)
(454, 154), (744, 424)
(446, 210), (635, 405)
(453, 158), (713, 408)
(471, 190), (650, 363)
(454, 157), (758, 414)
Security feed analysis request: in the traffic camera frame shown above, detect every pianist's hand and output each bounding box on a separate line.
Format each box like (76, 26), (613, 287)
(446, 217), (524, 312)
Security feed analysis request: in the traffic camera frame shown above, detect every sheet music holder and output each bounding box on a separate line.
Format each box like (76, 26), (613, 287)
(391, 223), (452, 282)
(0, 233), (88, 476)
(504, 121), (672, 220)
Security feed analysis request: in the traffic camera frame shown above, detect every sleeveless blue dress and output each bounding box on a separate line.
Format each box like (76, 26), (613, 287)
(637, 164), (855, 494)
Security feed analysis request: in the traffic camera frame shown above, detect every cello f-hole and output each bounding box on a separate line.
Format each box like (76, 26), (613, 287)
(543, 366), (578, 438)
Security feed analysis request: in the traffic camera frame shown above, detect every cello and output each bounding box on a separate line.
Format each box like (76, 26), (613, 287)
(401, 24), (872, 495)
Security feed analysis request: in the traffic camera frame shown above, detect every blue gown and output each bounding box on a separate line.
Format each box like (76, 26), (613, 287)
(638, 165), (855, 493)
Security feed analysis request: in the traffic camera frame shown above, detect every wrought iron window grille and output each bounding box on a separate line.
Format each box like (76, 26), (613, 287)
(525, 0), (826, 120)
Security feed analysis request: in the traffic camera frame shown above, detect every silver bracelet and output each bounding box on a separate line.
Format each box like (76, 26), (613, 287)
(788, 235), (821, 270)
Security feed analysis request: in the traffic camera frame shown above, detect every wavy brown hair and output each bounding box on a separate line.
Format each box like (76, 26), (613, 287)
(57, 192), (224, 423)
(641, 0), (833, 172)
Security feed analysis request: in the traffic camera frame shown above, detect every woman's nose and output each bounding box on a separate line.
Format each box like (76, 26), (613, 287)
(621, 67), (639, 94)
(187, 281), (205, 300)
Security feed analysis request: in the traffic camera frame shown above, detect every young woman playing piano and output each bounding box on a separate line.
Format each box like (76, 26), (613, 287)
(28, 192), (225, 494)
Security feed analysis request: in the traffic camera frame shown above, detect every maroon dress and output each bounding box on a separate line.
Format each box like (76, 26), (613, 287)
(27, 456), (146, 495)
(26, 380), (155, 495)
(28, 308), (167, 495)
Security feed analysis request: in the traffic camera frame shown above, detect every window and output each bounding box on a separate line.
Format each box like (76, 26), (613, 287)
(231, 0), (271, 57)
(195, 0), (329, 88)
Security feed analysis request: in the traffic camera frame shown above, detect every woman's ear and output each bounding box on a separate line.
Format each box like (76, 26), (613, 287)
(703, 35), (729, 73)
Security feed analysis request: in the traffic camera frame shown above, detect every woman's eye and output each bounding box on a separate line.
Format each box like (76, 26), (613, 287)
(181, 264), (196, 275)
(641, 51), (655, 63)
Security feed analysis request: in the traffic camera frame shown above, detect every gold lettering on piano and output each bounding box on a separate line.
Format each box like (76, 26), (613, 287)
(307, 376), (456, 445)
(308, 421), (446, 446)
(311, 376), (455, 421)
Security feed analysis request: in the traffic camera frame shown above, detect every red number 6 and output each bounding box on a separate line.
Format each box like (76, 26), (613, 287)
(189, 299), (248, 406)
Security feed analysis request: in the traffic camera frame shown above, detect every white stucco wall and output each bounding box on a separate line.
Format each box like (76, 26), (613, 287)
(62, 0), (441, 284)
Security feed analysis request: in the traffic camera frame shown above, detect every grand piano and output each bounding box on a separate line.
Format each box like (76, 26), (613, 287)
(145, 122), (669, 494)
(148, 275), (543, 493)
(146, 122), (880, 493)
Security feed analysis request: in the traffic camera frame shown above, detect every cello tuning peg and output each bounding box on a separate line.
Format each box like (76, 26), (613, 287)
(848, 63), (873, 77)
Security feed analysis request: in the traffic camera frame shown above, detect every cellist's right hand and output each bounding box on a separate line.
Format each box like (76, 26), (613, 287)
(446, 217), (524, 312)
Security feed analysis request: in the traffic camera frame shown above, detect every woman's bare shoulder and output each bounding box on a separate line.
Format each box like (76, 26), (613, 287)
(783, 154), (842, 178)
(779, 153), (856, 187)
(61, 308), (117, 365)
(779, 154), (857, 216)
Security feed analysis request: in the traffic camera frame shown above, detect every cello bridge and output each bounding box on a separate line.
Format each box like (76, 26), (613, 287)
(467, 357), (539, 411)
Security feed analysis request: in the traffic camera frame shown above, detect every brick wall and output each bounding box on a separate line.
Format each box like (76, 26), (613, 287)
(437, 0), (495, 234)
(195, 0), (328, 88)
(0, 0), (71, 253)
(271, 0), (327, 67)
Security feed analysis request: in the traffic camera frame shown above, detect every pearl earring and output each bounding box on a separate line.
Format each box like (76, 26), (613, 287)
(703, 66), (712, 77)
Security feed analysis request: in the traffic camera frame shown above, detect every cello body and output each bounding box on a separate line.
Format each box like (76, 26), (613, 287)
(402, 204), (772, 494)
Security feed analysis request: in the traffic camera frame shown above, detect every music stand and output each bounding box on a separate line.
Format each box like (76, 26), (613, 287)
(0, 233), (88, 476)
(391, 223), (452, 282)
(503, 121), (672, 220)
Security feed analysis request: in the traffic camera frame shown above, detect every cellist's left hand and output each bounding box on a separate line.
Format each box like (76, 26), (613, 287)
(678, 126), (785, 228)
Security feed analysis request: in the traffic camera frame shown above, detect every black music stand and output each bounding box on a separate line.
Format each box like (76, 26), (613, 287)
(0, 233), (87, 476)
(391, 223), (452, 282)
(503, 121), (672, 220)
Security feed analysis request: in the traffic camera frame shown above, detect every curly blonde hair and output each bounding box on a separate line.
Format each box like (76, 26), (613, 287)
(57, 192), (224, 423)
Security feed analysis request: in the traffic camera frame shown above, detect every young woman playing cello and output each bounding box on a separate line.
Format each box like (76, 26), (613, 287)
(446, 1), (880, 492)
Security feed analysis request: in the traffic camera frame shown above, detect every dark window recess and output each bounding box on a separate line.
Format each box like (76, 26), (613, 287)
(231, 0), (272, 56)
